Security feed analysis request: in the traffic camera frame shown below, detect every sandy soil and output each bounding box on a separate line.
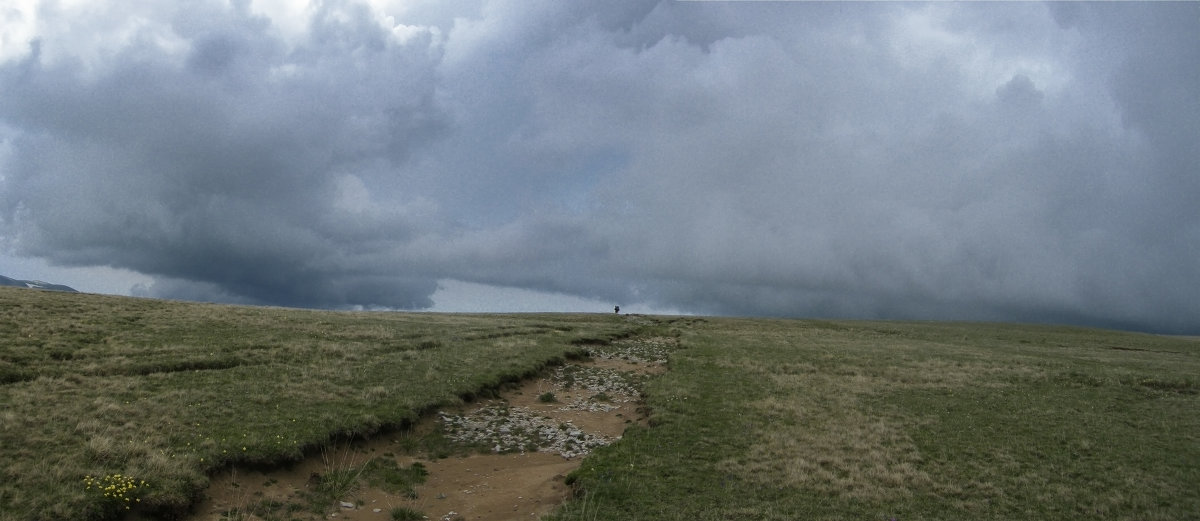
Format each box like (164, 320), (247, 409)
(186, 357), (664, 521)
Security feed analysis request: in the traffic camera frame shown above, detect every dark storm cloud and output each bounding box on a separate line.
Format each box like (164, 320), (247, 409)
(1, 0), (447, 308)
(1, 1), (1197, 332)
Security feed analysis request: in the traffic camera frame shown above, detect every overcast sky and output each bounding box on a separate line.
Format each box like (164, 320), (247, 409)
(1, 1), (1197, 333)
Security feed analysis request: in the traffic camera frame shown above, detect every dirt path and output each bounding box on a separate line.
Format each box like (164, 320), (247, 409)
(185, 338), (672, 521)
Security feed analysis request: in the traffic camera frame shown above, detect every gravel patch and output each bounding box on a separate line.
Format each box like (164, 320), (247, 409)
(439, 405), (610, 459)
(549, 365), (643, 401)
(437, 337), (676, 460)
(585, 336), (675, 364)
(557, 398), (619, 413)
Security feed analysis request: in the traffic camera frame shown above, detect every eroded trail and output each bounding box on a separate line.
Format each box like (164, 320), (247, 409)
(185, 337), (673, 521)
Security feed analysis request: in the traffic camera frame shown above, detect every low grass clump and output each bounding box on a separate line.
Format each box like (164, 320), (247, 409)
(551, 319), (1200, 520)
(81, 474), (148, 514)
(299, 446), (367, 515)
(365, 459), (427, 497)
(390, 506), (425, 521)
(0, 287), (638, 521)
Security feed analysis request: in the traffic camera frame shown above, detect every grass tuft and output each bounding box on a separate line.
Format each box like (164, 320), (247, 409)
(390, 506), (426, 520)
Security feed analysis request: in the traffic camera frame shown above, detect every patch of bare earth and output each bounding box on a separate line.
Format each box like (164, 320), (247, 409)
(185, 338), (672, 521)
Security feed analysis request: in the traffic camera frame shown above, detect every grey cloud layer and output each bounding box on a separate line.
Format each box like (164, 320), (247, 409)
(1, 1), (1197, 332)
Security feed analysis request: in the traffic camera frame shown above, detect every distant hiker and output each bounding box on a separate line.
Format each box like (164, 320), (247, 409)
(614, 306), (620, 314)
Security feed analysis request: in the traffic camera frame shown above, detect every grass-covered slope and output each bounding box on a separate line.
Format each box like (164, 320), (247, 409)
(3, 287), (1198, 520)
(0, 287), (636, 521)
(553, 319), (1200, 520)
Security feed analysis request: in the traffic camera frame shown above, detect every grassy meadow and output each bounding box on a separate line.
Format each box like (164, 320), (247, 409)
(2, 287), (1198, 520)
(0, 287), (637, 520)
(553, 319), (1200, 520)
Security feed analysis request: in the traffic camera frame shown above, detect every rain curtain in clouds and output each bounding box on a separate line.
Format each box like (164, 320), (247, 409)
(1, 0), (1197, 333)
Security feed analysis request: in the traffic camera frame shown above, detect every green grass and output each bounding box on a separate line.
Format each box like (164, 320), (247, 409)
(550, 319), (1200, 521)
(359, 457), (427, 502)
(4, 288), (1199, 520)
(390, 506), (425, 521)
(0, 287), (636, 521)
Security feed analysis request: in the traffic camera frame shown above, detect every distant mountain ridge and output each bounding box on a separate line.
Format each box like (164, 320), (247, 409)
(0, 275), (78, 292)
